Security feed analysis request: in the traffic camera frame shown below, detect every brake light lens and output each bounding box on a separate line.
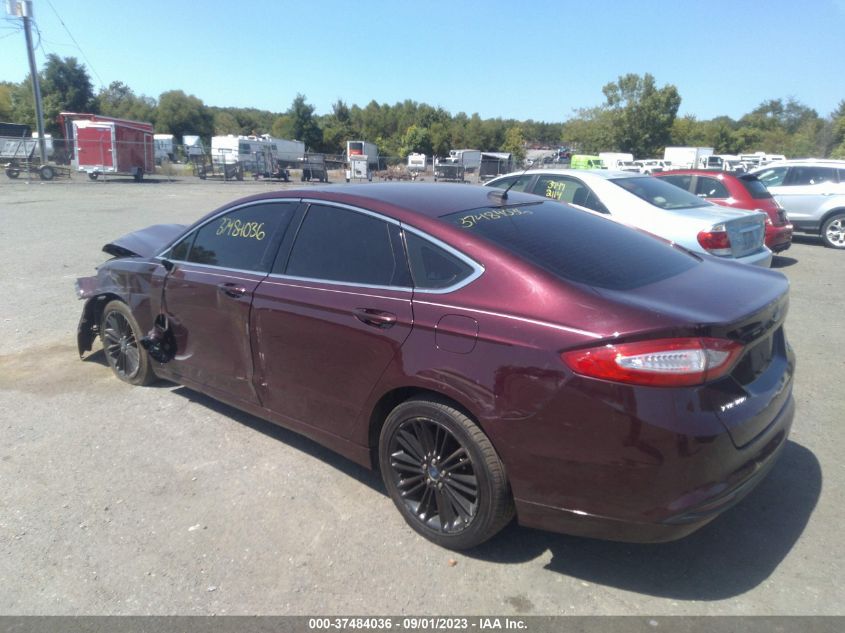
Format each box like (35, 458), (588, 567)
(562, 337), (744, 387)
(697, 223), (732, 256)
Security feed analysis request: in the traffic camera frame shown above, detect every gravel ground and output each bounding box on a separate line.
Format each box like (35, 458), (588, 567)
(0, 176), (842, 615)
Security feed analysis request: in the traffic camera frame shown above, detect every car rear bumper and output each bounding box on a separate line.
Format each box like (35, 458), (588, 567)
(735, 247), (773, 267)
(512, 392), (794, 542)
(767, 225), (793, 253)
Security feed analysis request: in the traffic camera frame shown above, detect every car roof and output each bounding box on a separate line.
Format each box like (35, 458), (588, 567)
(753, 159), (845, 168)
(214, 183), (545, 221)
(489, 168), (648, 181)
(654, 169), (754, 181)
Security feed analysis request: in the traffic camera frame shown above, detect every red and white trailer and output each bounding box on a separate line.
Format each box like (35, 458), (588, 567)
(59, 112), (154, 181)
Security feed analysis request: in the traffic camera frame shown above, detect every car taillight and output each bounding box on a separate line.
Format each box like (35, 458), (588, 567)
(757, 211), (773, 226)
(561, 337), (744, 387)
(697, 223), (732, 256)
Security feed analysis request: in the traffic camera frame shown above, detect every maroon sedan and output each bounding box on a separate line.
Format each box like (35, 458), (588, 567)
(76, 184), (795, 549)
(655, 169), (793, 253)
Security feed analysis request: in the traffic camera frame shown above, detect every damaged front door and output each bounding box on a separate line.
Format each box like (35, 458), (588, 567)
(156, 201), (298, 406)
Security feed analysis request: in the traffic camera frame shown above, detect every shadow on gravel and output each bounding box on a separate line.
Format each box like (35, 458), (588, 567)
(169, 386), (384, 492)
(771, 255), (798, 268)
(790, 235), (823, 247)
(468, 440), (821, 600)
(164, 385), (820, 601)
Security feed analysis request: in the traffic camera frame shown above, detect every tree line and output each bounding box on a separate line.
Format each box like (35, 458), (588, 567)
(2, 55), (844, 161)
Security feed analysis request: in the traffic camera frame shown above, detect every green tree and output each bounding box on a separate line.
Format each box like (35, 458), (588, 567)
(399, 124), (432, 157)
(501, 125), (526, 163)
(601, 73), (681, 157)
(98, 81), (155, 123)
(283, 94), (322, 150)
(156, 90), (213, 139)
(0, 82), (14, 121)
(11, 55), (97, 135)
(213, 110), (240, 135)
(562, 107), (616, 154)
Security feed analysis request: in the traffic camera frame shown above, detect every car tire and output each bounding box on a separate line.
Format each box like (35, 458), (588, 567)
(100, 300), (155, 386)
(821, 212), (845, 249)
(39, 165), (55, 181)
(6, 167), (20, 179)
(88, 172), (99, 181)
(379, 398), (514, 550)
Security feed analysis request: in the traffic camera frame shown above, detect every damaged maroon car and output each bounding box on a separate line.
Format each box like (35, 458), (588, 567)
(76, 183), (795, 549)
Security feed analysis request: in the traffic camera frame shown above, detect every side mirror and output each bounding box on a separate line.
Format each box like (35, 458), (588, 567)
(161, 259), (175, 272)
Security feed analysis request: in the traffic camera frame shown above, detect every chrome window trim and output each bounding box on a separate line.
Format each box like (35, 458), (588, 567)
(265, 272), (413, 294)
(154, 198), (301, 259)
(151, 260), (272, 278)
(155, 196), (484, 294)
(400, 224), (485, 295)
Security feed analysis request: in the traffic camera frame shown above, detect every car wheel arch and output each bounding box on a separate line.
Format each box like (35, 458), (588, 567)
(819, 206), (845, 231)
(366, 386), (483, 469)
(78, 291), (127, 356)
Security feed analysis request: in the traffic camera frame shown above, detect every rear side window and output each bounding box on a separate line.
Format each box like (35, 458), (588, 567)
(660, 174), (693, 192)
(182, 202), (295, 271)
(694, 177), (729, 199)
(487, 174), (534, 193)
(787, 166), (837, 186)
(610, 176), (709, 210)
(404, 232), (474, 290)
(443, 201), (697, 291)
(285, 204), (411, 287)
(739, 175), (774, 199)
(755, 166), (787, 186)
(530, 175), (609, 213)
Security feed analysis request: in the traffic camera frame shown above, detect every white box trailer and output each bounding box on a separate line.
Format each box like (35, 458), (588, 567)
(182, 135), (205, 158)
(407, 153), (427, 171)
(663, 146), (714, 170)
(154, 134), (175, 163)
(598, 152), (634, 170)
(449, 149), (481, 173)
(347, 140), (379, 170)
(262, 135), (306, 167)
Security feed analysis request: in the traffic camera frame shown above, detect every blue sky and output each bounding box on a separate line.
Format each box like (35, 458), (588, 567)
(1, 0), (843, 122)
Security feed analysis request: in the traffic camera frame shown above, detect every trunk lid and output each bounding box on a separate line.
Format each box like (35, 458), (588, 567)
(595, 257), (792, 447)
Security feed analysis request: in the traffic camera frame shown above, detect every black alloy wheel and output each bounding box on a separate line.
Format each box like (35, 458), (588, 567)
(100, 300), (155, 386)
(379, 399), (513, 549)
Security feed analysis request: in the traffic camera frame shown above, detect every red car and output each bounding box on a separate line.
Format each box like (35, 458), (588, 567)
(655, 170), (793, 253)
(76, 184), (794, 549)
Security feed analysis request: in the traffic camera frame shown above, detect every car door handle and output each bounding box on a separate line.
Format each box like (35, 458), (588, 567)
(218, 282), (247, 298)
(353, 308), (397, 329)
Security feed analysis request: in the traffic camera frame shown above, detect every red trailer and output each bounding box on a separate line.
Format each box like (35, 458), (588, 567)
(59, 112), (154, 181)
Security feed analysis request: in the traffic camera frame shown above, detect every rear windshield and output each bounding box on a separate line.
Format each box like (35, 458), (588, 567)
(442, 201), (697, 291)
(738, 174), (773, 200)
(610, 176), (711, 210)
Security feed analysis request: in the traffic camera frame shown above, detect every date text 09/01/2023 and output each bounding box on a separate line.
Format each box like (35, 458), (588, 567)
(307, 617), (528, 631)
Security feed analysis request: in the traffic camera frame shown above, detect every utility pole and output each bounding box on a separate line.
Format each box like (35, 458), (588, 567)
(6, 0), (47, 163)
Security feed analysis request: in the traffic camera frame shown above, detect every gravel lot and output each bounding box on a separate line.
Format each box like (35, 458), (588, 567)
(0, 176), (842, 616)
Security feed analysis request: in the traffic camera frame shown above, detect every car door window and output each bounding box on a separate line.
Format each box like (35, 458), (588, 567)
(180, 202), (296, 271)
(660, 174), (693, 192)
(284, 204), (411, 287)
(404, 232), (474, 290)
(787, 166), (837, 186)
(532, 175), (608, 213)
(756, 166), (788, 186)
(488, 174), (533, 192)
(694, 177), (729, 199)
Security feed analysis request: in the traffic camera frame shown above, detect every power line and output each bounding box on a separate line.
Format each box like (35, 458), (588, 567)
(43, 0), (105, 87)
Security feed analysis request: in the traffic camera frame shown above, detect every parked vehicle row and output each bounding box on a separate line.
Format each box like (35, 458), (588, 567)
(752, 159), (845, 249)
(654, 170), (794, 253)
(484, 169), (772, 266)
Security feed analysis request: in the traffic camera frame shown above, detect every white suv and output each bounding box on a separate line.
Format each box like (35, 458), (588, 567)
(752, 159), (845, 249)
